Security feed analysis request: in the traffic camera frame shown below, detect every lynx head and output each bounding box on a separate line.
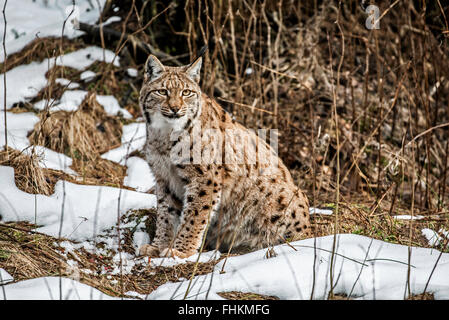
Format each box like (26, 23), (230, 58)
(139, 54), (202, 129)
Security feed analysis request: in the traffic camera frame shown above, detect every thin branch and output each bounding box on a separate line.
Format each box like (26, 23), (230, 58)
(2, 0), (8, 155)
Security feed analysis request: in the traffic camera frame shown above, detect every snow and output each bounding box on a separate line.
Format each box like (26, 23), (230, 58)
(0, 61), (53, 110)
(56, 46), (120, 70)
(148, 234), (449, 300)
(393, 215), (424, 221)
(125, 291), (147, 300)
(80, 70), (96, 82)
(0, 112), (76, 174)
(422, 228), (445, 247)
(309, 207), (333, 215)
(150, 250), (221, 268)
(22, 145), (77, 175)
(95, 95), (132, 119)
(0, 269), (13, 285)
(0, 277), (120, 300)
(0, 0), (106, 62)
(35, 91), (132, 118)
(440, 228), (449, 239)
(0, 46), (119, 110)
(0, 111), (39, 151)
(33, 99), (55, 111)
(110, 253), (137, 275)
(123, 157), (156, 192)
(127, 68), (138, 78)
(46, 89), (88, 112)
(55, 78), (80, 89)
(0, 165), (156, 241)
(101, 16), (122, 26)
(101, 122), (146, 164)
(133, 231), (150, 253)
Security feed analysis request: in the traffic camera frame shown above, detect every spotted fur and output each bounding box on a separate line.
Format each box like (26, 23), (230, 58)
(138, 54), (311, 258)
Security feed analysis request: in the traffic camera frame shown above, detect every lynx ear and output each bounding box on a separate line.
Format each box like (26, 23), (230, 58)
(145, 55), (165, 81)
(186, 56), (202, 83)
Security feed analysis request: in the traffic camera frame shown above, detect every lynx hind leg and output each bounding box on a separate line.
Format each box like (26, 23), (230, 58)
(257, 188), (311, 248)
(283, 191), (312, 240)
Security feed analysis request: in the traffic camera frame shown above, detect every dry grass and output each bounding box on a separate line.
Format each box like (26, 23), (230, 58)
(407, 292), (435, 300)
(328, 293), (352, 300)
(0, 215), (220, 298)
(0, 37), (85, 73)
(29, 92), (127, 188)
(310, 195), (449, 251)
(30, 93), (122, 155)
(0, 148), (55, 195)
(0, 222), (76, 281)
(217, 291), (279, 300)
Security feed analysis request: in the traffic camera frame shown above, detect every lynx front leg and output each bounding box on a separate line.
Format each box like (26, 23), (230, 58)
(162, 170), (222, 258)
(139, 182), (182, 257)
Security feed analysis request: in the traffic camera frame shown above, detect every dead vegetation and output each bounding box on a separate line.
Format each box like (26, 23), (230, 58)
(0, 213), (219, 298)
(0, 148), (56, 195)
(407, 292), (435, 300)
(29, 92), (127, 188)
(0, 222), (72, 281)
(0, 37), (85, 73)
(217, 291), (280, 300)
(1, 0), (449, 299)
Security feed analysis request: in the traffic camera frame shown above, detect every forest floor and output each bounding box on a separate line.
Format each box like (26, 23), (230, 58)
(0, 0), (448, 300)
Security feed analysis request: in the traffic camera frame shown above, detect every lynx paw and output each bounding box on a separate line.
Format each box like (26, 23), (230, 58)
(160, 248), (195, 259)
(138, 244), (160, 257)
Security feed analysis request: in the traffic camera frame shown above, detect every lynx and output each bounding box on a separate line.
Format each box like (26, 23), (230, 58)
(138, 53), (311, 258)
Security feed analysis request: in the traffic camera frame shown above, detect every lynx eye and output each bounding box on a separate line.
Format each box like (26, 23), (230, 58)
(157, 89), (168, 95)
(182, 89), (192, 96)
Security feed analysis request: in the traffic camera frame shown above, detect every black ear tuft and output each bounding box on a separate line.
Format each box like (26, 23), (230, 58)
(197, 45), (208, 60)
(145, 55), (165, 81)
(185, 45), (207, 83)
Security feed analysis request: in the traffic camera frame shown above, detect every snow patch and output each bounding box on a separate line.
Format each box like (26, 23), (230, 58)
(101, 16), (122, 26)
(393, 215), (424, 221)
(127, 68), (138, 78)
(96, 95), (132, 119)
(55, 78), (80, 89)
(0, 112), (75, 174)
(422, 228), (444, 247)
(123, 157), (156, 192)
(0, 268), (14, 285)
(149, 234), (449, 300)
(0, 165), (156, 241)
(0, 46), (119, 110)
(0, 277), (120, 300)
(0, 0), (106, 62)
(80, 70), (96, 82)
(50, 90), (88, 112)
(150, 250), (221, 268)
(101, 122), (146, 164)
(309, 207), (333, 215)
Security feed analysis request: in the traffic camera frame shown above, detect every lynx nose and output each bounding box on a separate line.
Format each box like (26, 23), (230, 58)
(170, 106), (181, 114)
(168, 98), (181, 112)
